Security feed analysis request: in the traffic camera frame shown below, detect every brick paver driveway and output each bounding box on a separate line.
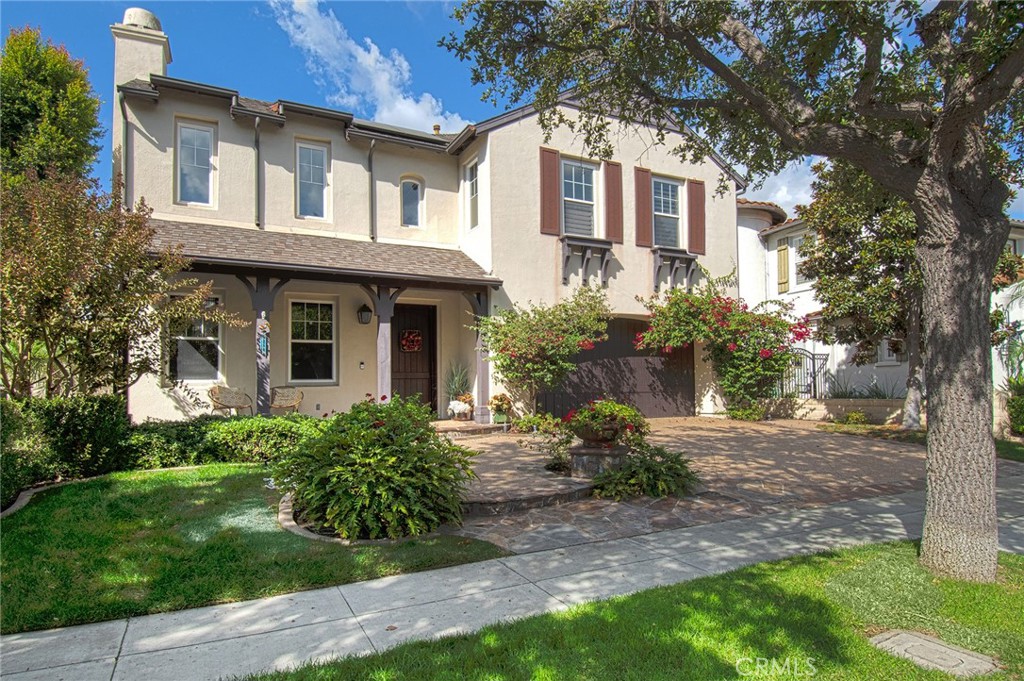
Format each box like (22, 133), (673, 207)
(449, 417), (1006, 553)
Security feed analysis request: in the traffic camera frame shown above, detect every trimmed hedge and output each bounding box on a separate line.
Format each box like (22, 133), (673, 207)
(1, 396), (329, 510)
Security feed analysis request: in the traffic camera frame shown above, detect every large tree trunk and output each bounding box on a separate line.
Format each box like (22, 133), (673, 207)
(915, 195), (1004, 582)
(902, 292), (925, 430)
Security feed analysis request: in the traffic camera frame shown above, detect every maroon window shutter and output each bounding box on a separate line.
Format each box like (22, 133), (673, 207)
(688, 179), (706, 254)
(539, 147), (561, 235)
(604, 161), (623, 243)
(634, 166), (652, 247)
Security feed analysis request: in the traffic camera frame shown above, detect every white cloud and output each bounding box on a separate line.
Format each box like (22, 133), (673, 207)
(269, 0), (471, 133)
(744, 157), (819, 217)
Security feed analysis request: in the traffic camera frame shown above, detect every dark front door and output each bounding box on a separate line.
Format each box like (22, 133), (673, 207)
(392, 304), (438, 411)
(537, 318), (695, 418)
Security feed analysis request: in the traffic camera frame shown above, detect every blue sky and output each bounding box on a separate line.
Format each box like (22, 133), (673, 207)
(2, 1), (1020, 218)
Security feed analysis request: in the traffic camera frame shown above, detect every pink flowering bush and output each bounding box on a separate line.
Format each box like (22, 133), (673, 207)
(474, 287), (610, 414)
(636, 271), (809, 418)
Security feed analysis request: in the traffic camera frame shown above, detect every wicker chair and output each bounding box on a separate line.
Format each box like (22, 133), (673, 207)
(208, 385), (254, 416)
(270, 386), (303, 413)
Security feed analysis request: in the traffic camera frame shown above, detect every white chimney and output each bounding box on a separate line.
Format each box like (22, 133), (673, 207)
(111, 7), (172, 86)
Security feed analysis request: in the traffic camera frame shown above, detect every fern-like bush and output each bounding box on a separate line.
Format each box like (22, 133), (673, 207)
(273, 396), (476, 540)
(592, 441), (699, 501)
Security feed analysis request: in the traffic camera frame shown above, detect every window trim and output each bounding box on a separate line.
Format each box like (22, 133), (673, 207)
(295, 140), (330, 220)
(651, 175), (684, 249)
(465, 160), (479, 230)
(400, 176), (424, 228)
(175, 120), (216, 207)
(876, 338), (901, 367)
(790, 234), (813, 286)
(168, 294), (223, 383)
(560, 158), (599, 237)
(287, 298), (338, 385)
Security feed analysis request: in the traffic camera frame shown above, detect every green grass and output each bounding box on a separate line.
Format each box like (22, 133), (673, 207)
(246, 542), (1024, 681)
(818, 423), (1024, 463)
(0, 464), (506, 634)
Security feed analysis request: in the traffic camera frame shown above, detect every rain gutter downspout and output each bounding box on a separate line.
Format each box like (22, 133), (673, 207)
(368, 139), (378, 241)
(118, 92), (129, 203)
(253, 116), (262, 228)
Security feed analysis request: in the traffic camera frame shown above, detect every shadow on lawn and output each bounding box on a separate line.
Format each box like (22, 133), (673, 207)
(304, 553), (851, 681)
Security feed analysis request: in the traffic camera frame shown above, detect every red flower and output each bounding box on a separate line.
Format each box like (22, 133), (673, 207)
(662, 345), (674, 354)
(727, 342), (738, 352)
(563, 409), (577, 423)
(578, 339), (595, 351)
(372, 420), (385, 428)
(626, 423), (635, 432)
(759, 348), (773, 359)
(380, 394), (388, 401)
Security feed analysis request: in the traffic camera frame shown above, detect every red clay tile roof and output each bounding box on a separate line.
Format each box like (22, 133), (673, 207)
(148, 219), (500, 289)
(737, 197), (788, 225)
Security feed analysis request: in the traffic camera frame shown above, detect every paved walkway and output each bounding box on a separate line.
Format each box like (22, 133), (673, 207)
(4, 470), (1022, 681)
(451, 418), (944, 552)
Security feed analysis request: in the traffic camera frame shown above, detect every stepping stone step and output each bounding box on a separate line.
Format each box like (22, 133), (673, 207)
(870, 630), (998, 677)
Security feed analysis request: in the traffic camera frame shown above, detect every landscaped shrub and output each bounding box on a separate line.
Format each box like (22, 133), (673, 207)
(129, 414), (328, 468)
(273, 396), (476, 540)
(838, 410), (871, 425)
(725, 404), (767, 422)
(592, 441), (699, 501)
(1007, 396), (1024, 436)
(19, 395), (132, 479)
(514, 412), (575, 473)
(0, 400), (53, 508)
(563, 399), (648, 445)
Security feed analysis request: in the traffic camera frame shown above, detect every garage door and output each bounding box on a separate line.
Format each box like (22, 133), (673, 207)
(536, 318), (695, 418)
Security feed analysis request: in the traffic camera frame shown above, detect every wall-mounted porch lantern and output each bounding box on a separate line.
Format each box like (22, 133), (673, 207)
(356, 304), (373, 325)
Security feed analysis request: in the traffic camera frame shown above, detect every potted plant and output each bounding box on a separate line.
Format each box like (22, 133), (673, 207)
(488, 393), (513, 423)
(563, 399), (647, 447)
(448, 392), (475, 421)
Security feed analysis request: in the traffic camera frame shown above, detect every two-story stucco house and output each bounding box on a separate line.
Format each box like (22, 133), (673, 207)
(114, 8), (745, 424)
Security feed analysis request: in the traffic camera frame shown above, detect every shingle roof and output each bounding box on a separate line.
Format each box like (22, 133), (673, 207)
(759, 217), (803, 237)
(148, 219), (500, 288)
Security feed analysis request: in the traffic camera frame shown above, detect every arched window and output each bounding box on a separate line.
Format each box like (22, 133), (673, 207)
(401, 178), (423, 227)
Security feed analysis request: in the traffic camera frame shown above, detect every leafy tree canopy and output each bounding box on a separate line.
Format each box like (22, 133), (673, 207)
(1, 27), (102, 180)
(0, 172), (243, 399)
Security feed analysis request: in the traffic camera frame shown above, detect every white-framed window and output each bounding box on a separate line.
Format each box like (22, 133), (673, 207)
(401, 178), (423, 227)
(466, 161), (479, 229)
(168, 296), (221, 381)
(877, 338), (901, 366)
(790, 235), (812, 285)
(289, 300), (336, 383)
(296, 141), (327, 219)
(562, 159), (596, 237)
(176, 121), (214, 205)
(652, 177), (682, 248)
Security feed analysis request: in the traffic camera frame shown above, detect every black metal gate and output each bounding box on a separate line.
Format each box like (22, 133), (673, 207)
(779, 348), (829, 398)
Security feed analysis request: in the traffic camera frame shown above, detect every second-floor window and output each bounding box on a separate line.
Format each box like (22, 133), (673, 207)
(466, 162), (479, 229)
(297, 142), (327, 218)
(790, 235), (811, 285)
(402, 179), (422, 227)
(177, 122), (213, 205)
(562, 160), (595, 237)
(652, 177), (681, 248)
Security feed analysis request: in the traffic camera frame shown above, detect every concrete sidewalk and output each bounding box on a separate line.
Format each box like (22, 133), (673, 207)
(3, 473), (1023, 681)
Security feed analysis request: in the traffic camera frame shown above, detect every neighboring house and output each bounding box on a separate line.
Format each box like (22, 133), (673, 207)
(113, 8), (742, 423)
(739, 199), (1024, 421)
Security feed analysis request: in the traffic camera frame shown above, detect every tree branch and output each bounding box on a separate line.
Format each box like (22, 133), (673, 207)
(851, 32), (884, 109)
(916, 0), (962, 63)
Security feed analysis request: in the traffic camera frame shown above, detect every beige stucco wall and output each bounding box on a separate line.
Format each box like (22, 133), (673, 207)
(485, 113), (739, 315)
(128, 277), (480, 423)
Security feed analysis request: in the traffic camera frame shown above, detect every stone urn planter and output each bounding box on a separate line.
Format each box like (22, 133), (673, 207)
(569, 443), (629, 478)
(570, 424), (622, 448)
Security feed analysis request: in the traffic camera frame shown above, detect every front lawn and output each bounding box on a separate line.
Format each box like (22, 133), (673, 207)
(818, 423), (1024, 463)
(0, 464), (505, 634)
(248, 542), (1024, 680)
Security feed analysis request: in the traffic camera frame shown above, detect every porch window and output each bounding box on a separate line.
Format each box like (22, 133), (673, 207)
(168, 296), (221, 381)
(289, 301), (335, 382)
(562, 160), (595, 236)
(652, 177), (681, 248)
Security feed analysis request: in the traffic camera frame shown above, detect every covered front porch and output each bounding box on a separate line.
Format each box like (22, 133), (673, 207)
(130, 219), (501, 423)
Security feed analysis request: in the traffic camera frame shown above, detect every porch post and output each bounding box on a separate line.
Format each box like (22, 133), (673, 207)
(463, 290), (491, 424)
(237, 275), (290, 415)
(361, 285), (405, 401)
